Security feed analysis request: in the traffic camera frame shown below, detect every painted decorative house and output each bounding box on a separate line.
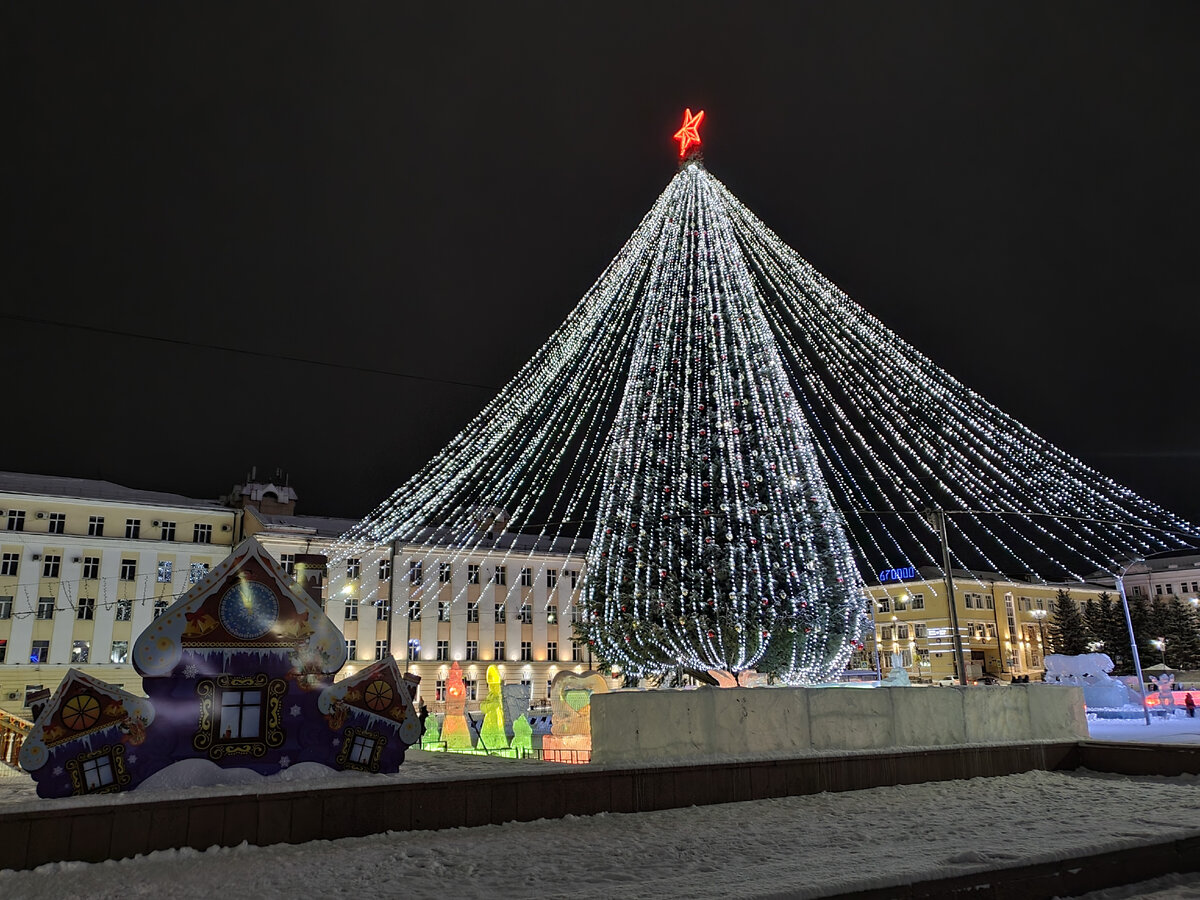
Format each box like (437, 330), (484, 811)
(21, 537), (422, 798)
(317, 659), (422, 773)
(19, 670), (155, 797)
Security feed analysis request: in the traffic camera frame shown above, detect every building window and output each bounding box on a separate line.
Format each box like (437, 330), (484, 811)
(407, 639), (420, 661)
(376, 602), (390, 621)
(569, 570), (579, 589)
(438, 601), (450, 622)
(408, 600), (421, 620)
(1018, 596), (1032, 611)
(219, 689), (263, 740)
(189, 562), (209, 584)
(547, 641), (558, 662)
(569, 604), (580, 624)
(153, 599), (168, 619)
(119, 559), (137, 581)
(467, 604), (479, 623)
(877, 598), (890, 613)
(37, 597), (55, 619)
(345, 639), (357, 660)
(494, 566), (506, 586)
(464, 680), (478, 701)
(911, 593), (925, 610)
(48, 512), (66, 535)
(115, 599), (132, 621)
(436, 640), (449, 661)
(894, 594), (907, 611)
(495, 604), (506, 624)
(914, 623), (928, 638)
(1036, 597), (1046, 610)
(157, 560), (173, 583)
(0, 641), (6, 663)
(1, 552), (17, 576)
(409, 560), (422, 584)
(0, 596), (11, 619)
(30, 640), (49, 663)
(494, 640), (505, 660)
(519, 604), (532, 624)
(466, 640), (478, 661)
(880, 625), (892, 642)
(546, 569), (558, 589)
(193, 523), (212, 544)
(43, 555), (62, 578)
(80, 752), (117, 791)
(521, 567), (532, 587)
(439, 562), (451, 583)
(82, 556), (100, 580)
(896, 624), (909, 640)
(547, 680), (554, 699)
(467, 564), (480, 584)
(1133, 585), (1143, 598)
(379, 558), (392, 581)
(72, 640), (90, 663)
(985, 623), (997, 639)
(77, 597), (96, 621)
(547, 604), (558, 625)
(520, 641), (532, 661)
(7, 510), (25, 531)
(125, 519), (140, 539)
(572, 642), (581, 662)
(111, 640), (129, 664)
(375, 640), (389, 661)
(88, 515), (105, 536)
(279, 554), (296, 574)
(344, 602), (359, 621)
(160, 521), (176, 541)
(346, 732), (379, 767)
(435, 680), (446, 702)
(347, 558), (361, 580)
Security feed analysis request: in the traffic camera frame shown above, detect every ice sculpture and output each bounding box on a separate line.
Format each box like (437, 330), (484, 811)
(440, 661), (475, 750)
(1043, 653), (1140, 708)
(478, 665), (509, 751)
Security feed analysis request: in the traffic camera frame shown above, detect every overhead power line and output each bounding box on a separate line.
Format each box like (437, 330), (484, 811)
(0, 312), (496, 392)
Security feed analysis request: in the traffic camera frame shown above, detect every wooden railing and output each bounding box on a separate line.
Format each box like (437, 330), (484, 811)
(0, 709), (33, 771)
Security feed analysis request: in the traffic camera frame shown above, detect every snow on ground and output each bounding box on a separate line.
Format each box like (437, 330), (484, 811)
(1, 719), (1199, 899)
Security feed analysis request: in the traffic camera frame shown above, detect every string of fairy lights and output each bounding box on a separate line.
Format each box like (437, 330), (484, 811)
(326, 155), (1198, 684)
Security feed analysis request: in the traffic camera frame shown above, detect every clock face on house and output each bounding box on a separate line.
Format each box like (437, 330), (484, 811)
(217, 581), (280, 640)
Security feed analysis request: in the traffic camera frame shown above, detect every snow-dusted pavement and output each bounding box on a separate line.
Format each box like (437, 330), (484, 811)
(0, 717), (1197, 900)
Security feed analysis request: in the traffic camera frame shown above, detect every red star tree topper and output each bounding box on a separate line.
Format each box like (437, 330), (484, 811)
(673, 108), (705, 157)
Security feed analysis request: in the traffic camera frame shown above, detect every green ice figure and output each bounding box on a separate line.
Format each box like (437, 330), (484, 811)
(511, 714), (533, 758)
(421, 711), (442, 750)
(479, 664), (509, 753)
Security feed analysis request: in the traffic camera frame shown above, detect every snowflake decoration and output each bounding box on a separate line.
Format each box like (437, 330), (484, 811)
(127, 755), (137, 765)
(182, 663), (199, 679)
(332, 738), (341, 746)
(279, 756), (290, 768)
(289, 704), (301, 717)
(52, 766), (63, 776)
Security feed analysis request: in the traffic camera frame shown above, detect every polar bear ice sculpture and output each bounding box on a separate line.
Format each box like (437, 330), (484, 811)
(1043, 652), (1140, 708)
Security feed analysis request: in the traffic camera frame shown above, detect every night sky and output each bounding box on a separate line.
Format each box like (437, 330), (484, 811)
(7, 4), (1199, 527)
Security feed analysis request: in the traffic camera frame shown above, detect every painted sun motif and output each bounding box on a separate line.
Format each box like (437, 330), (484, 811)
(364, 679), (394, 711)
(62, 693), (102, 731)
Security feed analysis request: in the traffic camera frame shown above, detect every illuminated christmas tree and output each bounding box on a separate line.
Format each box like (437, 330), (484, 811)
(331, 110), (1198, 685)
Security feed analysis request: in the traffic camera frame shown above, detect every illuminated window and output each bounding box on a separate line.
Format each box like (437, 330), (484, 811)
(72, 640), (90, 663)
(546, 604), (558, 624)
(80, 752), (116, 791)
(30, 640), (49, 663)
(153, 599), (168, 619)
(219, 689), (263, 740)
(189, 562), (209, 584)
(115, 599), (132, 621)
(110, 640), (129, 664)
(157, 561), (173, 583)
(346, 732), (378, 766)
(407, 640), (420, 660)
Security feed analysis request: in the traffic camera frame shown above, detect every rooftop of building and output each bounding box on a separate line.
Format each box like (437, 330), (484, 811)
(0, 471), (229, 511)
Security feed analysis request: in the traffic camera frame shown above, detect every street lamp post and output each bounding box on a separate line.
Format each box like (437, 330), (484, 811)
(1030, 608), (1048, 672)
(1151, 637), (1167, 667)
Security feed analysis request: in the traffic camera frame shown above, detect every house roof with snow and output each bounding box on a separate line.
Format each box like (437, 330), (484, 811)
(317, 657), (422, 745)
(132, 536), (347, 677)
(0, 471), (228, 511)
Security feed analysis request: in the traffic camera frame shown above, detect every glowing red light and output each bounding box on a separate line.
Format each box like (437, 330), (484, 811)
(673, 108), (705, 157)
